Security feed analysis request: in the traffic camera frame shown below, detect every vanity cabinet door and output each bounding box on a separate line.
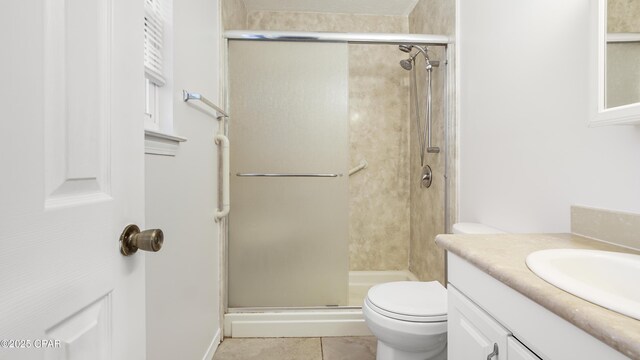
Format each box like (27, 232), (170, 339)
(448, 285), (510, 360)
(507, 337), (542, 360)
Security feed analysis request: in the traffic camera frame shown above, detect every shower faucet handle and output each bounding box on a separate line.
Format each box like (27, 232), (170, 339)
(421, 165), (433, 188)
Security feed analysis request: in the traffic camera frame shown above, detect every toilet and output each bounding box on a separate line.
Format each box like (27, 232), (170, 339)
(451, 222), (505, 235)
(363, 223), (504, 360)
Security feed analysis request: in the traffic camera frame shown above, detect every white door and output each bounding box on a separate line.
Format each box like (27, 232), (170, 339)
(0, 1), (146, 359)
(448, 286), (510, 360)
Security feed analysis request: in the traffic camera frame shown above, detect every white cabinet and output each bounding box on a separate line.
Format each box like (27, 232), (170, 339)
(447, 253), (627, 360)
(508, 338), (541, 360)
(449, 285), (541, 360)
(449, 286), (509, 359)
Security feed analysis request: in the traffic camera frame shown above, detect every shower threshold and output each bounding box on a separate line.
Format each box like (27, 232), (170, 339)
(224, 270), (417, 338)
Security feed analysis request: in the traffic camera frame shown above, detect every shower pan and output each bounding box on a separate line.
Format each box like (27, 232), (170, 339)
(222, 30), (453, 338)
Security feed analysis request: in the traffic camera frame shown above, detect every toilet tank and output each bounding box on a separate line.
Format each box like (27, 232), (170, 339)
(452, 222), (505, 234)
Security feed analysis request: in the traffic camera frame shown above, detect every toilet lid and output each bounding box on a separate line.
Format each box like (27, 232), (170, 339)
(366, 281), (447, 322)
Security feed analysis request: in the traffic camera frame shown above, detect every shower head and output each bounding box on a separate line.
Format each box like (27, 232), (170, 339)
(399, 49), (420, 71)
(398, 44), (414, 53)
(399, 44), (440, 71)
(399, 58), (413, 70)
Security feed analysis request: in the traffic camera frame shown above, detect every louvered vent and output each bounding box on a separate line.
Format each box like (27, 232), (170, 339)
(144, 0), (165, 85)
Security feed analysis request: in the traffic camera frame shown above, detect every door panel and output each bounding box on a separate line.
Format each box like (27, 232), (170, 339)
(228, 40), (349, 307)
(0, 0), (145, 359)
(44, 0), (112, 207)
(45, 294), (112, 360)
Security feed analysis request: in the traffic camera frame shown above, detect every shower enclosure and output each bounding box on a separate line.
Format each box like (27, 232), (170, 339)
(228, 40), (350, 308)
(223, 31), (453, 335)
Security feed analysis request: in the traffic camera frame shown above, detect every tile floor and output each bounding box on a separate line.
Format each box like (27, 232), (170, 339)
(212, 337), (377, 360)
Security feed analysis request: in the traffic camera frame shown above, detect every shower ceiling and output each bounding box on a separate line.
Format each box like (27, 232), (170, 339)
(241, 0), (419, 16)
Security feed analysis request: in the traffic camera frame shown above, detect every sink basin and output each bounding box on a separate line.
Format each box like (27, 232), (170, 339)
(526, 249), (640, 320)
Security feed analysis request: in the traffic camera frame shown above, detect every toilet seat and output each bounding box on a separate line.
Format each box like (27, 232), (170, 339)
(366, 281), (447, 323)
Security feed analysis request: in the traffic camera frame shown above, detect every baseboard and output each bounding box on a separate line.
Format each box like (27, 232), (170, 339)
(202, 328), (221, 360)
(224, 310), (373, 338)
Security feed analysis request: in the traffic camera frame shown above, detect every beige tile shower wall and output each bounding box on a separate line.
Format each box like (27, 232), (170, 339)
(348, 44), (411, 271)
(221, 0), (247, 30)
(247, 11), (408, 33)
(608, 0), (640, 32)
(247, 12), (411, 271)
(408, 0), (455, 284)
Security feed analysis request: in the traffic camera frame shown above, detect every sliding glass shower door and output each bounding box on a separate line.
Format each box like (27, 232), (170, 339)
(228, 40), (349, 308)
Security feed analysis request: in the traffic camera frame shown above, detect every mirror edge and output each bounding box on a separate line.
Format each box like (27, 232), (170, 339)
(589, 0), (640, 127)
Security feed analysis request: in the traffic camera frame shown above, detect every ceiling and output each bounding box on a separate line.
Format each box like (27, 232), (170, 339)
(241, 0), (420, 16)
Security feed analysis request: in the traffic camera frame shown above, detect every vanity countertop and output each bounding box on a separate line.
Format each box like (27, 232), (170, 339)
(435, 233), (640, 359)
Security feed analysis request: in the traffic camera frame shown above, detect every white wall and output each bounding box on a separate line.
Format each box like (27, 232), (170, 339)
(458, 0), (640, 233)
(145, 0), (222, 359)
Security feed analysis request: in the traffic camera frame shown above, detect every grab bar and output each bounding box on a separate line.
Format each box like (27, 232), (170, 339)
(349, 160), (368, 176)
(607, 33), (640, 43)
(236, 173), (341, 178)
(183, 90), (229, 119)
(214, 134), (230, 221)
(183, 89), (230, 221)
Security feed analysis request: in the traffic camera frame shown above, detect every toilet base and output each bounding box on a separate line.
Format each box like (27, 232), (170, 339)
(376, 341), (447, 360)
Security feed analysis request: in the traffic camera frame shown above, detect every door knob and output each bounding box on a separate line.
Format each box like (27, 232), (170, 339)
(119, 224), (164, 256)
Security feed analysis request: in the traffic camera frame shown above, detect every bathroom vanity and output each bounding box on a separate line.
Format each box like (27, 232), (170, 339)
(448, 284), (539, 360)
(436, 233), (640, 360)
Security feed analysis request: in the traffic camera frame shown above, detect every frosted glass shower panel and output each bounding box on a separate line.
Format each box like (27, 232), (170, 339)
(607, 42), (640, 108)
(228, 40), (349, 307)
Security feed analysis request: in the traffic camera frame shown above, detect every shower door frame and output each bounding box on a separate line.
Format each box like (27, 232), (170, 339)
(219, 30), (456, 327)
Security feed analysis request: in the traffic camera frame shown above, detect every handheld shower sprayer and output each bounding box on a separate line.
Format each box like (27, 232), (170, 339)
(398, 44), (414, 53)
(398, 44), (441, 187)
